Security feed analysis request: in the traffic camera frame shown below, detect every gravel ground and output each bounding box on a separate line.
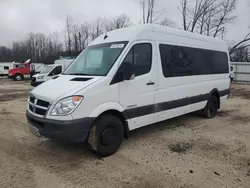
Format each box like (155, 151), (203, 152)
(0, 80), (250, 188)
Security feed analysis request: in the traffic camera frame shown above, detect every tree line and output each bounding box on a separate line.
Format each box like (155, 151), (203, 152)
(0, 14), (131, 64)
(0, 0), (249, 63)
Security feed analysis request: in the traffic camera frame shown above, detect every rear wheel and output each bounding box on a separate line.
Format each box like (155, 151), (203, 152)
(203, 95), (219, 118)
(87, 114), (124, 157)
(14, 74), (23, 81)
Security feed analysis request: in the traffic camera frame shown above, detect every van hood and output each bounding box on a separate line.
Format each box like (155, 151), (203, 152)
(30, 75), (103, 103)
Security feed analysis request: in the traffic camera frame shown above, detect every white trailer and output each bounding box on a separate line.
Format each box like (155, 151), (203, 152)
(0, 62), (13, 76)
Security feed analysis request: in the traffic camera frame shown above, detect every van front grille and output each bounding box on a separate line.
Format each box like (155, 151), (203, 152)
(29, 96), (50, 117)
(30, 97), (35, 103)
(37, 100), (50, 108)
(29, 104), (34, 112)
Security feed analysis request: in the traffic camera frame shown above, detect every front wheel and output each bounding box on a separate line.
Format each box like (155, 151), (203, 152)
(203, 96), (219, 118)
(14, 74), (23, 81)
(87, 114), (124, 157)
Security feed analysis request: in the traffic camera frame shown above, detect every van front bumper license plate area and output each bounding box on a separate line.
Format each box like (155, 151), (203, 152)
(28, 124), (41, 137)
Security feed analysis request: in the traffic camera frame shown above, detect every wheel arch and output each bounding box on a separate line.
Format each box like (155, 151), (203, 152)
(14, 72), (22, 76)
(89, 102), (129, 138)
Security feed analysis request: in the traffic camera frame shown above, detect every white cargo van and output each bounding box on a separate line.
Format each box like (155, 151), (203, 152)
(27, 24), (230, 157)
(31, 59), (73, 86)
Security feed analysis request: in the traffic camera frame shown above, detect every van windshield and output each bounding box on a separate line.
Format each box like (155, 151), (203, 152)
(40, 65), (54, 74)
(63, 41), (128, 76)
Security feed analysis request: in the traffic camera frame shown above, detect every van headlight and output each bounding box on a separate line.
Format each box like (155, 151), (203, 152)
(50, 96), (83, 116)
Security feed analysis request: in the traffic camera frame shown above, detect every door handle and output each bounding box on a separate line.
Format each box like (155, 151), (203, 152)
(147, 81), (155, 85)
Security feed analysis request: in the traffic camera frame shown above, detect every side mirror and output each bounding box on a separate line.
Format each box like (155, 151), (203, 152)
(121, 62), (135, 81)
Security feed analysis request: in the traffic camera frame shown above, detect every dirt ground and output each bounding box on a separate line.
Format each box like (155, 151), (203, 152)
(0, 79), (250, 188)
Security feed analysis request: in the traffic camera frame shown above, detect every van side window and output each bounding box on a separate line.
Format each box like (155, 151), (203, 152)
(160, 45), (193, 77)
(159, 44), (229, 77)
(123, 43), (152, 77)
(4, 66), (9, 70)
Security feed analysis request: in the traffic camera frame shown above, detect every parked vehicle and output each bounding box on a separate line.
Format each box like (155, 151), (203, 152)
(31, 59), (73, 87)
(0, 62), (13, 77)
(8, 59), (44, 81)
(26, 24), (231, 157)
(230, 65), (235, 82)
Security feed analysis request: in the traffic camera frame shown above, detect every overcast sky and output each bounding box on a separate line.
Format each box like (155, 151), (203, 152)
(0, 0), (249, 46)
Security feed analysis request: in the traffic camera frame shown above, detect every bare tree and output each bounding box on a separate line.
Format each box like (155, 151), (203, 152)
(229, 31), (250, 61)
(12, 41), (29, 61)
(231, 46), (249, 62)
(8, 32), (63, 63)
(180, 0), (188, 30)
(90, 18), (104, 40)
(103, 14), (131, 32)
(158, 18), (176, 28)
(139, 0), (164, 24)
(79, 23), (90, 51)
(111, 14), (131, 30)
(65, 16), (73, 56)
(46, 32), (63, 62)
(0, 46), (12, 62)
(179, 0), (237, 38)
(90, 14), (131, 41)
(71, 24), (80, 55)
(230, 32), (250, 54)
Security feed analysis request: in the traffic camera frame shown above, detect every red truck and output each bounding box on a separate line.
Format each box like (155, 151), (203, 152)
(8, 59), (44, 81)
(8, 62), (30, 81)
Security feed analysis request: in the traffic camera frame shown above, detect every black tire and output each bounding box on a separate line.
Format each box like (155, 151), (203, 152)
(14, 74), (23, 81)
(87, 114), (124, 157)
(203, 95), (219, 118)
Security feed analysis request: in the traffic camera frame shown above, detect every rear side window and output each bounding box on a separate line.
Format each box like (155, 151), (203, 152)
(159, 44), (229, 77)
(123, 43), (152, 77)
(4, 66), (9, 70)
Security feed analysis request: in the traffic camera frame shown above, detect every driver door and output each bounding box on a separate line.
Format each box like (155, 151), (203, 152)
(118, 42), (157, 130)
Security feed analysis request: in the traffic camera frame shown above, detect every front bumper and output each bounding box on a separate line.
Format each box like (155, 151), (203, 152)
(26, 111), (95, 143)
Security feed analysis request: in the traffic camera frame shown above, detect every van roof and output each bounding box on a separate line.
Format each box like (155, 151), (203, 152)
(90, 24), (228, 52)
